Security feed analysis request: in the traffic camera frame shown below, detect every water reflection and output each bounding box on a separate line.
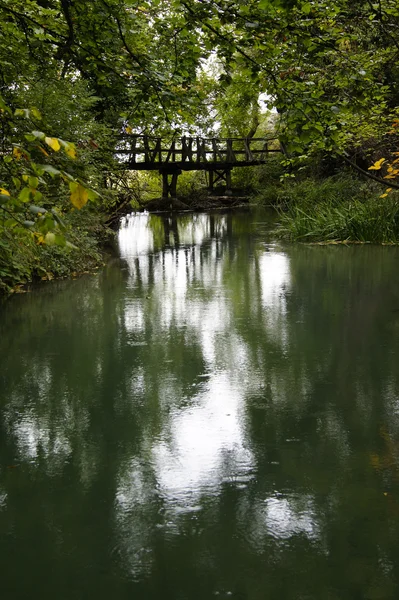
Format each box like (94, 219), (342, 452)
(2, 211), (399, 598)
(151, 371), (254, 503)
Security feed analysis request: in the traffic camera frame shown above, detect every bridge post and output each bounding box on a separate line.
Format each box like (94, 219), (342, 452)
(208, 168), (232, 196)
(225, 170), (232, 195)
(208, 170), (214, 192)
(160, 169), (181, 200)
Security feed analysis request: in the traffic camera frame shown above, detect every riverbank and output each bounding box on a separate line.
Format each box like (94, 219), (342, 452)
(269, 177), (399, 244)
(2, 168), (397, 295)
(0, 210), (114, 295)
(245, 161), (399, 244)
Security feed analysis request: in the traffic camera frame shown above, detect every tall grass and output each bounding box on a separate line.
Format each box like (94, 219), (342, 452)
(259, 174), (399, 244)
(276, 196), (399, 243)
(255, 173), (368, 208)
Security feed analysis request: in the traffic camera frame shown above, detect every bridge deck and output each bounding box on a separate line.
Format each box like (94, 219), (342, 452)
(116, 157), (281, 171)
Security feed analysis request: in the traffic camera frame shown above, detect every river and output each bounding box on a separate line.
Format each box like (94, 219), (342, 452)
(1, 209), (399, 599)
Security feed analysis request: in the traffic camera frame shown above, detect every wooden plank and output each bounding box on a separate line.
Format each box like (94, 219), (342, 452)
(117, 147), (275, 156)
(244, 139), (254, 161)
(165, 140), (175, 163)
(123, 160), (278, 171)
(181, 137), (188, 161)
(196, 137), (206, 163)
(130, 136), (136, 163)
(226, 139), (236, 162)
(260, 141), (268, 160)
(200, 139), (208, 162)
(187, 137), (193, 161)
(143, 136), (151, 163)
(119, 135), (279, 143)
(150, 138), (161, 162)
(212, 138), (225, 161)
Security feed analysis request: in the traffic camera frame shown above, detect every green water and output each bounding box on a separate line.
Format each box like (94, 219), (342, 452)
(2, 210), (399, 599)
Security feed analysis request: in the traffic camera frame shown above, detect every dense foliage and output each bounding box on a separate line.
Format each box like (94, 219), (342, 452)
(1, 0), (399, 290)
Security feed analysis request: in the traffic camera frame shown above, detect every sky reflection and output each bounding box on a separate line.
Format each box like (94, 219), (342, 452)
(114, 213), (322, 574)
(3, 213), (399, 597)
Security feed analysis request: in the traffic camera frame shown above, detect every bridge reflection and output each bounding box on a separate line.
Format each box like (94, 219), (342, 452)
(2, 212), (399, 598)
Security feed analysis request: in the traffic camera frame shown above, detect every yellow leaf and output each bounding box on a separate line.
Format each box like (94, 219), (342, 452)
(31, 107), (42, 120)
(64, 143), (76, 159)
(380, 193), (388, 198)
(0, 187), (10, 196)
(13, 147), (24, 160)
(125, 126), (133, 134)
(386, 188), (393, 192)
(45, 137), (61, 152)
(368, 158), (386, 171)
(70, 182), (89, 209)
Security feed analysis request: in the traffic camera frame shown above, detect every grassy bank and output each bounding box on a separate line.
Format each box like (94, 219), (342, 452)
(247, 159), (399, 244)
(0, 210), (113, 295)
(275, 190), (399, 243)
(273, 178), (399, 244)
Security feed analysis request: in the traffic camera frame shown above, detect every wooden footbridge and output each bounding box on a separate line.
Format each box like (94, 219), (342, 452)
(116, 135), (281, 199)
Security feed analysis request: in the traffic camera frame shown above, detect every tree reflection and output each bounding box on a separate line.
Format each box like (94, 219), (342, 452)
(1, 213), (399, 598)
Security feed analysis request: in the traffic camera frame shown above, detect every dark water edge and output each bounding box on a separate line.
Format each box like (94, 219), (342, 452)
(2, 209), (399, 599)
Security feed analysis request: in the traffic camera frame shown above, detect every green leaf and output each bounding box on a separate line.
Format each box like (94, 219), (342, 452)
(0, 96), (12, 115)
(14, 108), (30, 118)
(51, 209), (66, 230)
(36, 165), (61, 177)
(29, 204), (47, 214)
(32, 191), (43, 203)
(87, 189), (100, 201)
(66, 241), (79, 250)
(18, 187), (32, 203)
(31, 131), (46, 140)
(45, 232), (56, 245)
(54, 234), (66, 247)
(29, 176), (39, 189)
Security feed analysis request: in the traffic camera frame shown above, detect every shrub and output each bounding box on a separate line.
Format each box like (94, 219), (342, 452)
(0, 210), (106, 294)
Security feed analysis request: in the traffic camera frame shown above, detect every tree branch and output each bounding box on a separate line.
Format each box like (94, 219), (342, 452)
(343, 154), (399, 190)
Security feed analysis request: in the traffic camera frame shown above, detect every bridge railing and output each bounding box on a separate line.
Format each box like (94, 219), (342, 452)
(116, 135), (281, 168)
